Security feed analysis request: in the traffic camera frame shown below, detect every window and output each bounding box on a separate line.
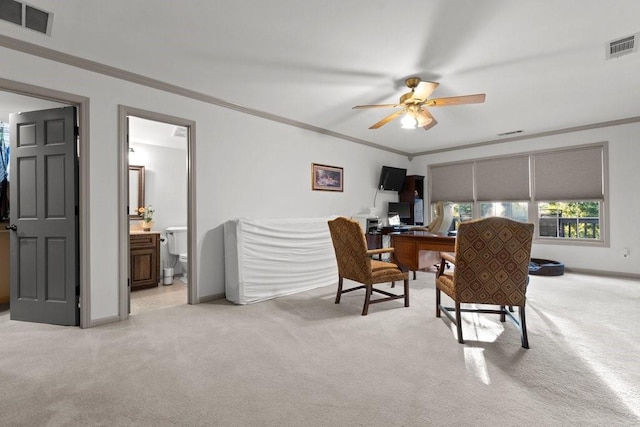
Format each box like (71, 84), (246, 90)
(449, 202), (473, 231)
(480, 202), (529, 222)
(428, 143), (607, 244)
(538, 202), (600, 240)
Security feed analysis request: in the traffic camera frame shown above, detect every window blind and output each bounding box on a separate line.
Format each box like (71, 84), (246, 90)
(533, 145), (604, 201)
(475, 155), (530, 201)
(430, 162), (473, 202)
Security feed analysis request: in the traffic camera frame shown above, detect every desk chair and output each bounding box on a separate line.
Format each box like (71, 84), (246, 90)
(407, 201), (454, 278)
(409, 201), (454, 233)
(328, 217), (409, 315)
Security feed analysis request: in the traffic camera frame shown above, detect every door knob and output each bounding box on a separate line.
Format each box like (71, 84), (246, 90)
(5, 224), (17, 231)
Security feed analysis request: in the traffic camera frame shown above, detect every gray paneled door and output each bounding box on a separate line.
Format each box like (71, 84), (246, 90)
(8, 107), (79, 326)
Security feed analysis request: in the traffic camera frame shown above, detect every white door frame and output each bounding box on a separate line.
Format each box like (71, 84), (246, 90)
(117, 105), (197, 319)
(0, 77), (91, 328)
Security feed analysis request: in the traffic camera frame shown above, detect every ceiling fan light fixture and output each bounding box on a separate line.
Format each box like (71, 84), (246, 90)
(400, 112), (417, 129)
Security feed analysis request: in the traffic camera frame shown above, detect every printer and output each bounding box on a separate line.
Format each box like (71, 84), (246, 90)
(351, 214), (380, 233)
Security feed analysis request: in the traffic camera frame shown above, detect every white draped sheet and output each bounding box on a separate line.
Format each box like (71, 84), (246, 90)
(224, 217), (338, 304)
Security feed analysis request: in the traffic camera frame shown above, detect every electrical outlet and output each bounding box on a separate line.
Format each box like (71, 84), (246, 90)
(622, 248), (630, 258)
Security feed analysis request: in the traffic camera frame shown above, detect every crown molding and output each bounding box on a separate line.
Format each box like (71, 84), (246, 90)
(0, 34), (410, 158)
(410, 116), (640, 157)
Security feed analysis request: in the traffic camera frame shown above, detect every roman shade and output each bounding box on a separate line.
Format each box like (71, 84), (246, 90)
(533, 146), (604, 201)
(430, 162), (473, 202)
(475, 155), (530, 201)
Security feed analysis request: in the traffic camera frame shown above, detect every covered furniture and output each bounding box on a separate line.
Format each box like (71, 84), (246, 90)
(328, 217), (409, 315)
(224, 217), (338, 304)
(435, 217), (534, 348)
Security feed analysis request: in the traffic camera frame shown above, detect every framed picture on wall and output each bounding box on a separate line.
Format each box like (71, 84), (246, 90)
(312, 163), (343, 192)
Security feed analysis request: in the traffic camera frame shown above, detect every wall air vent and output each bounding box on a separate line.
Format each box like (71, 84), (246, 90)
(497, 130), (524, 137)
(0, 0), (53, 35)
(607, 33), (638, 59)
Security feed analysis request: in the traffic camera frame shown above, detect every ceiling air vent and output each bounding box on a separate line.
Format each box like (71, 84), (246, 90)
(173, 127), (187, 138)
(0, 0), (53, 35)
(607, 33), (638, 59)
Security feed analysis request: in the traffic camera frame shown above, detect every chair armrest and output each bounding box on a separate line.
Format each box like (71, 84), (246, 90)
(367, 247), (394, 256)
(440, 252), (456, 264)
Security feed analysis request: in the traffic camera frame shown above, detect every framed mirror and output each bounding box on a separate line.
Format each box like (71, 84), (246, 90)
(129, 165), (145, 219)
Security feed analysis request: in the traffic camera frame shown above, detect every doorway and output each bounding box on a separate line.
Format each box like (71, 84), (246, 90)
(0, 81), (90, 328)
(118, 106), (197, 320)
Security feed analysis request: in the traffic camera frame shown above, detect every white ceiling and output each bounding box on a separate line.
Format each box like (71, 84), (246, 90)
(0, 92), (66, 123)
(129, 117), (187, 150)
(2, 0), (640, 155)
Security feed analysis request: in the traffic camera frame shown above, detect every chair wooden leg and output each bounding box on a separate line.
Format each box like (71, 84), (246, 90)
(455, 302), (464, 344)
(362, 285), (372, 316)
(436, 287), (441, 317)
(520, 305), (529, 349)
(500, 305), (506, 322)
(403, 279), (410, 307)
(335, 276), (343, 304)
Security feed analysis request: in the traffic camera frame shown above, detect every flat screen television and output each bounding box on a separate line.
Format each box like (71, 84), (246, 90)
(378, 166), (407, 191)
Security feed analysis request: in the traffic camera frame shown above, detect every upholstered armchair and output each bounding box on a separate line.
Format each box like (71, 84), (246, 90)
(407, 201), (455, 278)
(328, 217), (410, 315)
(435, 217), (534, 348)
(409, 201), (454, 233)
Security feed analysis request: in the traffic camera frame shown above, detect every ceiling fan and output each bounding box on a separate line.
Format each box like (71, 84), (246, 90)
(352, 77), (486, 130)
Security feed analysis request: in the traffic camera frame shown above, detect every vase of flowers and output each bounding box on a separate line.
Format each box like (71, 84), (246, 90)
(138, 205), (155, 231)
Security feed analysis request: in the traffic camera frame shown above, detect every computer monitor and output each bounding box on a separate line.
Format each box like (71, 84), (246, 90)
(388, 201), (411, 224)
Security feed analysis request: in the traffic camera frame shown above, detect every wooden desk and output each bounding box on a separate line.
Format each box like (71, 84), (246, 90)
(365, 227), (410, 251)
(390, 231), (456, 272)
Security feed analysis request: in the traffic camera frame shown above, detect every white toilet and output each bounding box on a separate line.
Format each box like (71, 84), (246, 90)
(166, 226), (188, 283)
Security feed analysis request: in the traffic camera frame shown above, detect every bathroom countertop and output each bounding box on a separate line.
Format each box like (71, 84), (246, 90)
(130, 230), (161, 235)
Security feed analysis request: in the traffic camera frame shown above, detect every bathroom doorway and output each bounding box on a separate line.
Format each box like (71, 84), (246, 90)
(118, 106), (196, 319)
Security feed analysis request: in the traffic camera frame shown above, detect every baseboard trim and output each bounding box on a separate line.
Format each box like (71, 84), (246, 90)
(565, 267), (640, 280)
(198, 292), (225, 303)
(89, 315), (120, 328)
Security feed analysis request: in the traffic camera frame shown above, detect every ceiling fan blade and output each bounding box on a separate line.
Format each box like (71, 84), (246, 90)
(422, 117), (438, 131)
(369, 110), (404, 129)
(352, 103), (398, 109)
(411, 81), (439, 102)
(416, 107), (437, 130)
(426, 94), (486, 107)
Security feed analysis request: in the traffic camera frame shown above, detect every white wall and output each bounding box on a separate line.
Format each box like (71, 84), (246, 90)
(1, 46), (409, 322)
(409, 122), (640, 276)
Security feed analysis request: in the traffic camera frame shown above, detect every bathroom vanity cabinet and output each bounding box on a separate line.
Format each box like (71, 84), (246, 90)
(130, 231), (160, 290)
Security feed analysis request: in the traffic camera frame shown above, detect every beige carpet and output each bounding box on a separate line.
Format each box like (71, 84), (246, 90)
(130, 278), (188, 315)
(1, 272), (639, 426)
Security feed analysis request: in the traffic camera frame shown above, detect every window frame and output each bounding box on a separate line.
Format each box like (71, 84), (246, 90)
(534, 199), (607, 247)
(427, 142), (609, 247)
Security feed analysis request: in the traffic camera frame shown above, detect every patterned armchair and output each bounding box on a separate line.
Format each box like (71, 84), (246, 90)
(435, 217), (534, 348)
(328, 217), (410, 315)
